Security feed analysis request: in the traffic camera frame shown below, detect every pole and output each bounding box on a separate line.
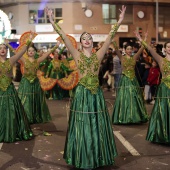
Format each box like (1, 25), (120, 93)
(156, 0), (159, 44)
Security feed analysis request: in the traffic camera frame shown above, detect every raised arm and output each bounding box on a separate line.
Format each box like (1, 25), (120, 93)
(97, 5), (126, 61)
(37, 42), (60, 63)
(134, 30), (162, 65)
(4, 38), (16, 54)
(133, 31), (148, 60)
(45, 7), (79, 60)
(9, 31), (34, 65)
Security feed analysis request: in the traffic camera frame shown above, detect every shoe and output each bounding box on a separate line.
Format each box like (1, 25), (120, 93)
(150, 100), (155, 105)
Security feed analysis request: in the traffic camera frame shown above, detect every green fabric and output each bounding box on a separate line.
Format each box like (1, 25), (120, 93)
(23, 58), (39, 83)
(18, 77), (51, 124)
(112, 75), (148, 124)
(64, 84), (117, 169)
(0, 83), (33, 142)
(146, 82), (170, 144)
(79, 74), (99, 94)
(122, 56), (136, 80)
(0, 59), (12, 91)
(46, 84), (69, 100)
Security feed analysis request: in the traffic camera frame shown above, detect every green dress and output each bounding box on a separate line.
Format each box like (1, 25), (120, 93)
(18, 58), (51, 124)
(112, 56), (148, 124)
(63, 53), (117, 169)
(45, 58), (71, 100)
(146, 58), (170, 144)
(0, 59), (33, 142)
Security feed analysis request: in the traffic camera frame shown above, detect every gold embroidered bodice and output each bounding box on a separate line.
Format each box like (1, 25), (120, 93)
(23, 58), (39, 83)
(122, 56), (136, 80)
(161, 58), (170, 88)
(0, 59), (12, 91)
(78, 53), (100, 94)
(52, 59), (60, 71)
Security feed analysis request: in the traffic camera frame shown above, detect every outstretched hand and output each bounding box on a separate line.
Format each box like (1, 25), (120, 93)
(118, 5), (126, 24)
(44, 7), (54, 23)
(134, 30), (143, 42)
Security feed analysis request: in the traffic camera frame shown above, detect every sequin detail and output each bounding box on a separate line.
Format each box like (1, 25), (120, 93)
(122, 56), (136, 80)
(161, 58), (170, 88)
(23, 58), (39, 83)
(0, 59), (12, 91)
(78, 53), (99, 94)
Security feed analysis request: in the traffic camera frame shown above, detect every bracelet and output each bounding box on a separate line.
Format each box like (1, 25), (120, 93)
(54, 23), (61, 33)
(141, 41), (148, 49)
(110, 23), (119, 39)
(6, 43), (15, 53)
(51, 45), (58, 53)
(54, 23), (64, 41)
(26, 40), (32, 47)
(113, 41), (118, 50)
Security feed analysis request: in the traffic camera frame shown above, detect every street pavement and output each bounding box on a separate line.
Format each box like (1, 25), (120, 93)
(1, 85), (170, 170)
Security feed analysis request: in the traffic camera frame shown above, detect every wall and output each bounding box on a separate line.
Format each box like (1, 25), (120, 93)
(1, 2), (170, 45)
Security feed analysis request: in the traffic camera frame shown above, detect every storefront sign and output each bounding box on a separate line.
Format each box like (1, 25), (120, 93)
(35, 24), (54, 32)
(117, 25), (128, 32)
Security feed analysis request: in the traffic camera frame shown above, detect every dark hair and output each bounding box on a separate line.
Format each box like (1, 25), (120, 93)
(27, 43), (37, 52)
(164, 41), (170, 48)
(80, 32), (93, 42)
(124, 43), (132, 50)
(133, 43), (140, 49)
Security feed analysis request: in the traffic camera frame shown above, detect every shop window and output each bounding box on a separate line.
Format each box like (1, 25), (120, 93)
(29, 8), (62, 24)
(102, 4), (133, 24)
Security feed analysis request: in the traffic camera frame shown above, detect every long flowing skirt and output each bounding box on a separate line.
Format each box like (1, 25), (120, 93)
(112, 75), (148, 124)
(63, 84), (117, 169)
(18, 77), (51, 124)
(0, 83), (33, 142)
(146, 83), (170, 144)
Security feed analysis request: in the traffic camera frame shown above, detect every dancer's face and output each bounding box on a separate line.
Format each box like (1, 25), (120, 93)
(0, 44), (7, 57)
(165, 43), (170, 55)
(27, 47), (36, 57)
(53, 50), (59, 59)
(125, 46), (132, 56)
(80, 33), (93, 49)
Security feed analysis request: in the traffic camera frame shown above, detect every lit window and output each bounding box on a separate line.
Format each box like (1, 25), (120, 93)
(29, 8), (62, 24)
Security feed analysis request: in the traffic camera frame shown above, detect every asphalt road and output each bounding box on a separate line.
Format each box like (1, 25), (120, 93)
(0, 87), (170, 170)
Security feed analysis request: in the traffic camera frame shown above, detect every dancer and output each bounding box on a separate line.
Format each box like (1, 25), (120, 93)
(134, 32), (170, 144)
(45, 5), (126, 169)
(45, 48), (72, 100)
(0, 34), (33, 142)
(112, 37), (148, 124)
(17, 43), (59, 124)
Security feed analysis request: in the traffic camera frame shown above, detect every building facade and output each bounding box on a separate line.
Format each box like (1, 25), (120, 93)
(0, 0), (170, 48)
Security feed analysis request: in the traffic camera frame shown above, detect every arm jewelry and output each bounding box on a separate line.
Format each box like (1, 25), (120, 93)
(54, 23), (64, 41)
(141, 40), (148, 49)
(110, 23), (119, 39)
(26, 39), (32, 47)
(6, 43), (15, 53)
(50, 45), (58, 53)
(113, 41), (119, 50)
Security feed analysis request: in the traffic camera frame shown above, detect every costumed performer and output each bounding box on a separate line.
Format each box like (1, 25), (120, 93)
(135, 31), (170, 144)
(0, 33), (33, 142)
(45, 5), (126, 169)
(17, 41), (59, 124)
(112, 36), (148, 124)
